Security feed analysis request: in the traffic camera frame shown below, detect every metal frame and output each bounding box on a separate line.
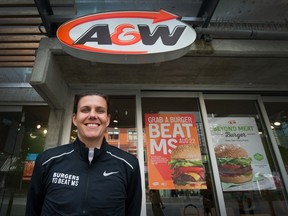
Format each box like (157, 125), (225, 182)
(258, 96), (288, 195)
(199, 92), (227, 216)
(34, 0), (55, 37)
(197, 0), (219, 27)
(136, 91), (146, 216)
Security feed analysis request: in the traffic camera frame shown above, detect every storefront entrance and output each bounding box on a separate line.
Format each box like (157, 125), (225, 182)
(1, 92), (288, 215)
(63, 92), (288, 216)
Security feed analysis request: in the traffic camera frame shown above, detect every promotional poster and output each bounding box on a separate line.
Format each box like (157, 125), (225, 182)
(22, 153), (38, 181)
(145, 113), (206, 190)
(209, 117), (276, 191)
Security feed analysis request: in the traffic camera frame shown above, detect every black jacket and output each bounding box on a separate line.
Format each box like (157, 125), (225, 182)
(26, 138), (142, 216)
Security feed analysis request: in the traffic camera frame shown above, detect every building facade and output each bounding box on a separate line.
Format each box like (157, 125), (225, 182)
(1, 1), (288, 215)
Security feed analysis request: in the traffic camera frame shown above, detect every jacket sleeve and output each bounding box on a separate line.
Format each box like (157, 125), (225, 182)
(126, 158), (142, 216)
(25, 155), (45, 216)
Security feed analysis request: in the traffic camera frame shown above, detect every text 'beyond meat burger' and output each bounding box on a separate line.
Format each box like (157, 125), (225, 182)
(169, 144), (205, 188)
(214, 144), (253, 184)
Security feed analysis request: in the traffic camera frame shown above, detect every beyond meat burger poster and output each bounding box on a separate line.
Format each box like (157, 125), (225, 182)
(209, 117), (276, 191)
(145, 113), (206, 190)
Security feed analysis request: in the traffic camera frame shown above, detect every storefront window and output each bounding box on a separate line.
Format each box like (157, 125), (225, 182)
(142, 97), (216, 216)
(264, 102), (288, 174)
(107, 130), (120, 141)
(205, 99), (288, 216)
(108, 96), (137, 153)
(0, 105), (49, 215)
(128, 130), (138, 142)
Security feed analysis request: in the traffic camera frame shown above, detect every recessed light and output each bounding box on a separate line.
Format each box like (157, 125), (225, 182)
(274, 121), (281, 126)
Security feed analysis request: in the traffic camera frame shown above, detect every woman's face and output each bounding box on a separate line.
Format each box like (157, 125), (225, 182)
(72, 95), (110, 145)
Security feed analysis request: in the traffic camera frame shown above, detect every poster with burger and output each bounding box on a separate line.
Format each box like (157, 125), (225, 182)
(169, 144), (206, 189)
(145, 113), (206, 190)
(214, 144), (253, 184)
(209, 117), (276, 191)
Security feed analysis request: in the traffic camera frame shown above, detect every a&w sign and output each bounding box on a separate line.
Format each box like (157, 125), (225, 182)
(57, 10), (197, 64)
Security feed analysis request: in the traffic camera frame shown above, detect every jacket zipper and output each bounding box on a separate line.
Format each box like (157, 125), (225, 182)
(82, 148), (94, 214)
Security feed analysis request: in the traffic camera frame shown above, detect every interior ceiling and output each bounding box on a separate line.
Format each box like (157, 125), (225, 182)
(0, 0), (287, 68)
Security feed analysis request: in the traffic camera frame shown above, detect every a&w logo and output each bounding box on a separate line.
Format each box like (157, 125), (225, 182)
(57, 10), (197, 64)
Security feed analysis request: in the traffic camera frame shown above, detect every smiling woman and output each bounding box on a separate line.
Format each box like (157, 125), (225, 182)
(25, 92), (142, 216)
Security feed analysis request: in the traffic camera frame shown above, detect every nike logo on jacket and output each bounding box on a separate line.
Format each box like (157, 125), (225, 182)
(103, 171), (119, 176)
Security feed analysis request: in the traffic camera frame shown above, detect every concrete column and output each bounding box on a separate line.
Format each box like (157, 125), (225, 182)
(30, 37), (71, 148)
(30, 37), (69, 109)
(45, 108), (65, 149)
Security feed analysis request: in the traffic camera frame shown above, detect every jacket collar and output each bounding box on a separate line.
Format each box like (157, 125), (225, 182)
(75, 137), (108, 163)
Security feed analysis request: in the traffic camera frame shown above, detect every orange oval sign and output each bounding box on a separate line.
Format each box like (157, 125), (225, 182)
(57, 10), (197, 64)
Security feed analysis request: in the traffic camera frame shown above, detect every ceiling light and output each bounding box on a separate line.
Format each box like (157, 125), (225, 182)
(113, 119), (118, 123)
(274, 121), (281, 126)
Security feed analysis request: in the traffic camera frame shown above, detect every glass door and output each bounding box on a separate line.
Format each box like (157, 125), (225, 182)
(204, 97), (288, 216)
(264, 101), (288, 176)
(141, 93), (216, 216)
(0, 107), (23, 215)
(0, 105), (49, 216)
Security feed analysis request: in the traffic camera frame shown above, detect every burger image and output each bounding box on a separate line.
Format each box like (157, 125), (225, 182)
(169, 144), (205, 188)
(214, 144), (253, 184)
